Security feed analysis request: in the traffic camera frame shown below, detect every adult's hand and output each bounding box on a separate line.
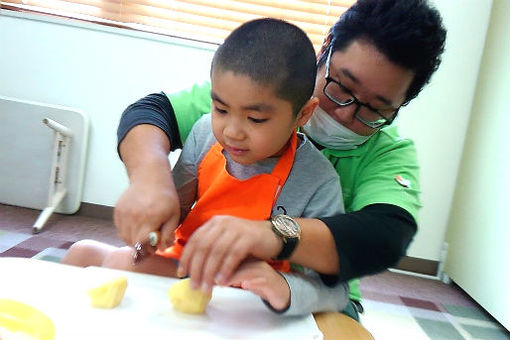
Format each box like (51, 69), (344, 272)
(177, 216), (281, 294)
(178, 215), (340, 293)
(114, 124), (180, 250)
(114, 175), (180, 249)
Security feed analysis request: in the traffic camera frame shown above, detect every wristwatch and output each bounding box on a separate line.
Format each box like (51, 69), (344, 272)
(270, 214), (301, 260)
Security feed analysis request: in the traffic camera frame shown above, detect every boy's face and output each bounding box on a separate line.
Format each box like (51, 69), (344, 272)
(210, 69), (304, 165)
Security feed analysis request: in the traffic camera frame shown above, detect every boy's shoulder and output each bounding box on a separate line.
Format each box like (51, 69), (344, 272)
(279, 132), (344, 218)
(182, 113), (216, 162)
(294, 133), (340, 179)
(189, 113), (214, 144)
(192, 113), (213, 131)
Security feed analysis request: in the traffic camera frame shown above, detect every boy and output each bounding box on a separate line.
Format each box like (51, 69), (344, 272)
(63, 18), (347, 315)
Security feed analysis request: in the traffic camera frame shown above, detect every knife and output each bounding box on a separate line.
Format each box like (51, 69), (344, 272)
(132, 231), (161, 265)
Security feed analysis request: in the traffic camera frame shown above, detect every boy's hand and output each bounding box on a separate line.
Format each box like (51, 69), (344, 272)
(226, 260), (291, 311)
(177, 216), (281, 294)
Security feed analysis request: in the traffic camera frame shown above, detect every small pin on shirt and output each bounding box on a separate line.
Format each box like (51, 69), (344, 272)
(395, 174), (411, 188)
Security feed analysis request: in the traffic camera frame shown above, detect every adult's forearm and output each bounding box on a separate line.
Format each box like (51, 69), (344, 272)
(115, 124), (181, 248)
(119, 124), (172, 182)
(289, 218), (340, 275)
(287, 204), (417, 285)
(319, 204), (417, 283)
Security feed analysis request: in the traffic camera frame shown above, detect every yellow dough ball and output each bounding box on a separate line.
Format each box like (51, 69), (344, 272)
(168, 278), (212, 314)
(87, 276), (127, 308)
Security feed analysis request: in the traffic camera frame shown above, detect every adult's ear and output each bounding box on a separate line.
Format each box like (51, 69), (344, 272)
(317, 34), (332, 62)
(296, 97), (319, 127)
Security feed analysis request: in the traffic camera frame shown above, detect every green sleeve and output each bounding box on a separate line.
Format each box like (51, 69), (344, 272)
(350, 128), (422, 223)
(323, 125), (422, 223)
(166, 81), (212, 145)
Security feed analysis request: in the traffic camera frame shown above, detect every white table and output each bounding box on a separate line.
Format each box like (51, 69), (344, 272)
(0, 258), (323, 339)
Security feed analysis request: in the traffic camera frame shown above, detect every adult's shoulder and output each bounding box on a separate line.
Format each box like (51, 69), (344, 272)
(351, 125), (419, 173)
(371, 125), (417, 152)
(165, 81), (212, 144)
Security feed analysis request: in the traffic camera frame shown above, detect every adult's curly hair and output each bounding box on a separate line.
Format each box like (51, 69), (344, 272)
(319, 0), (447, 104)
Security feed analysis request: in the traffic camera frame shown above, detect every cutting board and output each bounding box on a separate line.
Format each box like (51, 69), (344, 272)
(0, 258), (323, 339)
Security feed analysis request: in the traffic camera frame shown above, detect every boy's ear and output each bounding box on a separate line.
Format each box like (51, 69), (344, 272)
(296, 97), (319, 127)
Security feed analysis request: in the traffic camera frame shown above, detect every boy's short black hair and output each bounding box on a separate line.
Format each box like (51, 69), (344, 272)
(318, 0), (447, 104)
(212, 18), (317, 115)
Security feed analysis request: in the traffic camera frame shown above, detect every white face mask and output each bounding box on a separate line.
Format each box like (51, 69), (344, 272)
(302, 106), (372, 150)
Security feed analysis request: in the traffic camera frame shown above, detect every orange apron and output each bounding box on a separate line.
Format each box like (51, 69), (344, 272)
(156, 131), (298, 272)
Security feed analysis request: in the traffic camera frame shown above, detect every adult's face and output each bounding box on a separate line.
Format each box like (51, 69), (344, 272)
(314, 39), (414, 136)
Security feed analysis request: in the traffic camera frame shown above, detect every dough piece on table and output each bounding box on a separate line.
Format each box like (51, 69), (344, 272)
(87, 276), (127, 308)
(168, 278), (212, 314)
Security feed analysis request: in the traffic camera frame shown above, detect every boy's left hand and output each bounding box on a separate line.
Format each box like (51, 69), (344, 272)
(225, 260), (291, 312)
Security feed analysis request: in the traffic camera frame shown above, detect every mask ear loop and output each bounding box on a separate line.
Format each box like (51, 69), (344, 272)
(317, 34), (333, 64)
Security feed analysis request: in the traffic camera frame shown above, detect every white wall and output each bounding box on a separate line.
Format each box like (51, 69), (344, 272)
(395, 0), (493, 260)
(444, 0), (509, 328)
(0, 1), (493, 262)
(0, 12), (215, 208)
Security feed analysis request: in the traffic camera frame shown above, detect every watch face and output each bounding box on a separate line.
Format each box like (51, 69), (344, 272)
(273, 215), (300, 238)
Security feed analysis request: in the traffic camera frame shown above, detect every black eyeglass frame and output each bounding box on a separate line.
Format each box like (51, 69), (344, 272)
(323, 47), (401, 129)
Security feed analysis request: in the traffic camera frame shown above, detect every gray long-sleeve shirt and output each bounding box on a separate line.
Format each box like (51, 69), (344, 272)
(173, 114), (349, 316)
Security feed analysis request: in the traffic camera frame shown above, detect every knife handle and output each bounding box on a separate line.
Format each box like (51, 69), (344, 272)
(148, 231), (161, 247)
(132, 231), (161, 265)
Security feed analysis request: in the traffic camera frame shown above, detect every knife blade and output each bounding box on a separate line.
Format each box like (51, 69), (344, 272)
(132, 231), (161, 265)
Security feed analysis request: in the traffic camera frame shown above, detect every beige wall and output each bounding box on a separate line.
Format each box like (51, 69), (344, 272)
(444, 0), (510, 329)
(395, 0), (493, 260)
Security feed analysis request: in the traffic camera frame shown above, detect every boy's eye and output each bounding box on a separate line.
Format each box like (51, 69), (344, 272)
(249, 117), (268, 124)
(213, 106), (227, 114)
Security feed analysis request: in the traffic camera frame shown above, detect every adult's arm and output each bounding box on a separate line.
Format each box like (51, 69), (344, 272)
(115, 93), (181, 248)
(115, 123), (180, 248)
(302, 204), (417, 284)
(115, 83), (212, 248)
(236, 203), (417, 281)
(117, 82), (212, 154)
(117, 92), (182, 154)
(116, 88), (417, 283)
(177, 203), (416, 292)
